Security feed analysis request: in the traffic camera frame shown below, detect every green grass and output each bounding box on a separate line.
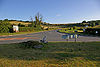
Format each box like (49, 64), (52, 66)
(0, 30), (50, 36)
(0, 28), (58, 36)
(58, 27), (100, 36)
(0, 42), (100, 67)
(0, 32), (34, 36)
(0, 31), (42, 36)
(58, 29), (83, 34)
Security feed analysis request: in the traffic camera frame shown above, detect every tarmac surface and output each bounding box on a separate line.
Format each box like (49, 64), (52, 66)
(0, 30), (100, 44)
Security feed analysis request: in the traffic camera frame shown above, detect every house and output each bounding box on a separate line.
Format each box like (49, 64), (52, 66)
(13, 25), (19, 32)
(85, 25), (88, 27)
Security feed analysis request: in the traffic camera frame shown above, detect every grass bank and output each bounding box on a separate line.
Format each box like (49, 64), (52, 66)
(0, 31), (42, 36)
(0, 42), (99, 67)
(0, 29), (57, 36)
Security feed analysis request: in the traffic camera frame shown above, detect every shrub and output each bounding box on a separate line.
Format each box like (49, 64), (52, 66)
(35, 25), (43, 30)
(18, 23), (25, 27)
(0, 21), (12, 33)
(85, 28), (100, 35)
(19, 41), (44, 49)
(73, 26), (76, 29)
(0, 26), (9, 33)
(19, 27), (34, 32)
(69, 27), (73, 30)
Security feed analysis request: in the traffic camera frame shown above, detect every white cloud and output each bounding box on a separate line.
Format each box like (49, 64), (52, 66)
(50, 22), (81, 24)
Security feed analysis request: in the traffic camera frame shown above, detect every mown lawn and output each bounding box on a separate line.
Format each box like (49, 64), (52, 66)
(0, 42), (100, 67)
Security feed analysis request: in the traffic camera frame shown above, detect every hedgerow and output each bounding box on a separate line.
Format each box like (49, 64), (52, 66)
(85, 28), (100, 35)
(19, 27), (34, 32)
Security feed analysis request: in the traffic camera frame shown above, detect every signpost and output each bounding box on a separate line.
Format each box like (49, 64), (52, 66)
(62, 35), (67, 39)
(62, 35), (69, 41)
(70, 35), (73, 39)
(83, 29), (85, 32)
(66, 35), (69, 41)
(96, 31), (98, 34)
(75, 34), (78, 42)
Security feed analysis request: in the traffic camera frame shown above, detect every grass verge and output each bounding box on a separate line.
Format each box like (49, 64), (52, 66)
(0, 29), (57, 36)
(0, 42), (99, 67)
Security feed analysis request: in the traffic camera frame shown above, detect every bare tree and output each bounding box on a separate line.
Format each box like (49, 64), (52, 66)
(30, 16), (34, 22)
(30, 12), (43, 27)
(35, 12), (43, 27)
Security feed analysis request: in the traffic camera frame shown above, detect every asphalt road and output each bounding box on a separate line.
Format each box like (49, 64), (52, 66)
(0, 30), (100, 44)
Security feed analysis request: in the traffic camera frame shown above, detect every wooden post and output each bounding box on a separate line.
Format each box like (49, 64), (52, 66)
(75, 38), (77, 42)
(66, 39), (68, 41)
(66, 35), (69, 42)
(75, 34), (77, 42)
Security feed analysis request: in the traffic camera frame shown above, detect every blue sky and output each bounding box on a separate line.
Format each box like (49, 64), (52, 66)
(0, 0), (100, 24)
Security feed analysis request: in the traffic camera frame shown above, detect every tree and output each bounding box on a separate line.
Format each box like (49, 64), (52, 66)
(98, 22), (100, 25)
(4, 19), (8, 21)
(0, 20), (2, 22)
(82, 20), (87, 23)
(0, 21), (12, 33)
(35, 12), (43, 27)
(18, 23), (25, 27)
(92, 22), (95, 27)
(30, 12), (43, 29)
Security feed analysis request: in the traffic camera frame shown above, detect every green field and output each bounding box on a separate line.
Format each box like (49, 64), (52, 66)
(0, 42), (100, 67)
(58, 26), (100, 36)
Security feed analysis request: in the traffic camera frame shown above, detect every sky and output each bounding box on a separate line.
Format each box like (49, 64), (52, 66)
(0, 0), (100, 24)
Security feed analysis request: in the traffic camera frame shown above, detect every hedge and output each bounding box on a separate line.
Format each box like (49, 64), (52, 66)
(85, 28), (100, 35)
(19, 27), (34, 32)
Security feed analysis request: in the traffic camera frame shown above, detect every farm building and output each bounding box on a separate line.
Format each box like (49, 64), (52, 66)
(13, 25), (19, 32)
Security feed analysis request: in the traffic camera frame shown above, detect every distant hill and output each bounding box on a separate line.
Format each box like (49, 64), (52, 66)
(9, 21), (31, 26)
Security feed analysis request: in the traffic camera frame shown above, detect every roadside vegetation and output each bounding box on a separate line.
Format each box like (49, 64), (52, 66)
(58, 27), (84, 34)
(0, 13), (59, 36)
(0, 42), (99, 67)
(0, 17), (100, 36)
(58, 20), (100, 36)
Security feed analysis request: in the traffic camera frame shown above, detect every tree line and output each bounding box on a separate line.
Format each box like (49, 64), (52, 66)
(0, 13), (44, 33)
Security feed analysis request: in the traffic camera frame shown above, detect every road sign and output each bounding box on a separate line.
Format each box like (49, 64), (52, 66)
(73, 34), (75, 38)
(96, 31), (98, 34)
(74, 34), (79, 42)
(62, 35), (68, 39)
(66, 35), (69, 39)
(69, 35), (73, 39)
(62, 34), (79, 42)
(75, 34), (78, 38)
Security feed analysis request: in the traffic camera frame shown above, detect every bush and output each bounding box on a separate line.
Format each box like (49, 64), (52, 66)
(18, 23), (25, 27)
(73, 26), (76, 29)
(19, 41), (44, 49)
(35, 25), (43, 31)
(0, 21), (12, 33)
(85, 28), (100, 35)
(69, 27), (73, 30)
(19, 26), (43, 32)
